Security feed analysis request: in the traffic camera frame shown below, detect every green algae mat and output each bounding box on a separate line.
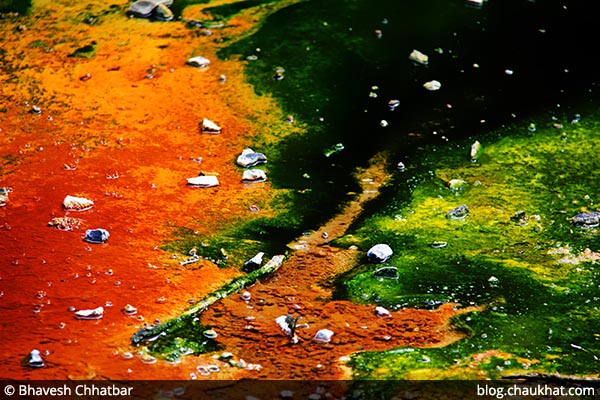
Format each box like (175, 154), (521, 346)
(333, 113), (600, 379)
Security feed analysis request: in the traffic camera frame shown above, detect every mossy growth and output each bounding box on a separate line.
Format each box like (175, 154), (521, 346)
(142, 315), (221, 360)
(336, 109), (600, 378)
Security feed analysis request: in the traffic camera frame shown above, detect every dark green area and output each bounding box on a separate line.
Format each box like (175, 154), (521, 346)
(0, 0), (31, 14)
(67, 42), (96, 59)
(169, 0), (210, 18)
(205, 0), (280, 19)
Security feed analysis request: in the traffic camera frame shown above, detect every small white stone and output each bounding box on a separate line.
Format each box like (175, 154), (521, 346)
(314, 329), (334, 343)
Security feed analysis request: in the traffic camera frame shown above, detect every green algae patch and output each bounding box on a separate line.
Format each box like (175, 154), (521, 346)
(132, 255), (285, 358)
(337, 111), (600, 378)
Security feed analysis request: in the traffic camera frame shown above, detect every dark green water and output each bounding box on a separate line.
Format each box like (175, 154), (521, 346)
(214, 0), (599, 247)
(0, 0), (31, 14)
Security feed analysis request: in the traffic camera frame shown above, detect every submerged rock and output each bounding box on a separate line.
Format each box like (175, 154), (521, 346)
(84, 228), (110, 244)
(28, 349), (44, 368)
(409, 49), (429, 65)
(430, 240), (448, 249)
(243, 252), (264, 273)
(373, 266), (398, 279)
(367, 243), (393, 263)
(200, 118), (220, 134)
(237, 148), (267, 168)
(74, 306), (104, 320)
(510, 210), (528, 226)
(572, 212), (600, 228)
(187, 56), (211, 68)
(187, 175), (219, 188)
(242, 169), (267, 183)
(446, 204), (469, 220)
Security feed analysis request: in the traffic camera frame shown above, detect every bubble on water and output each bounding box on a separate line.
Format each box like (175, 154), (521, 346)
(140, 354), (157, 364)
(196, 366), (210, 376)
(207, 365), (220, 373)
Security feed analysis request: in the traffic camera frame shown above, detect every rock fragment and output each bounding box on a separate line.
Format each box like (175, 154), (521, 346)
(84, 228), (110, 244)
(74, 306), (104, 320)
(187, 175), (219, 188)
(243, 252), (264, 272)
(242, 169), (267, 183)
(187, 56), (210, 68)
(63, 195), (94, 212)
(423, 80), (441, 91)
(28, 349), (44, 368)
(409, 49), (429, 65)
(313, 329), (334, 343)
(0, 188), (9, 207)
(470, 140), (483, 162)
(200, 118), (220, 134)
(367, 244), (393, 263)
(237, 149), (267, 168)
(572, 212), (600, 228)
